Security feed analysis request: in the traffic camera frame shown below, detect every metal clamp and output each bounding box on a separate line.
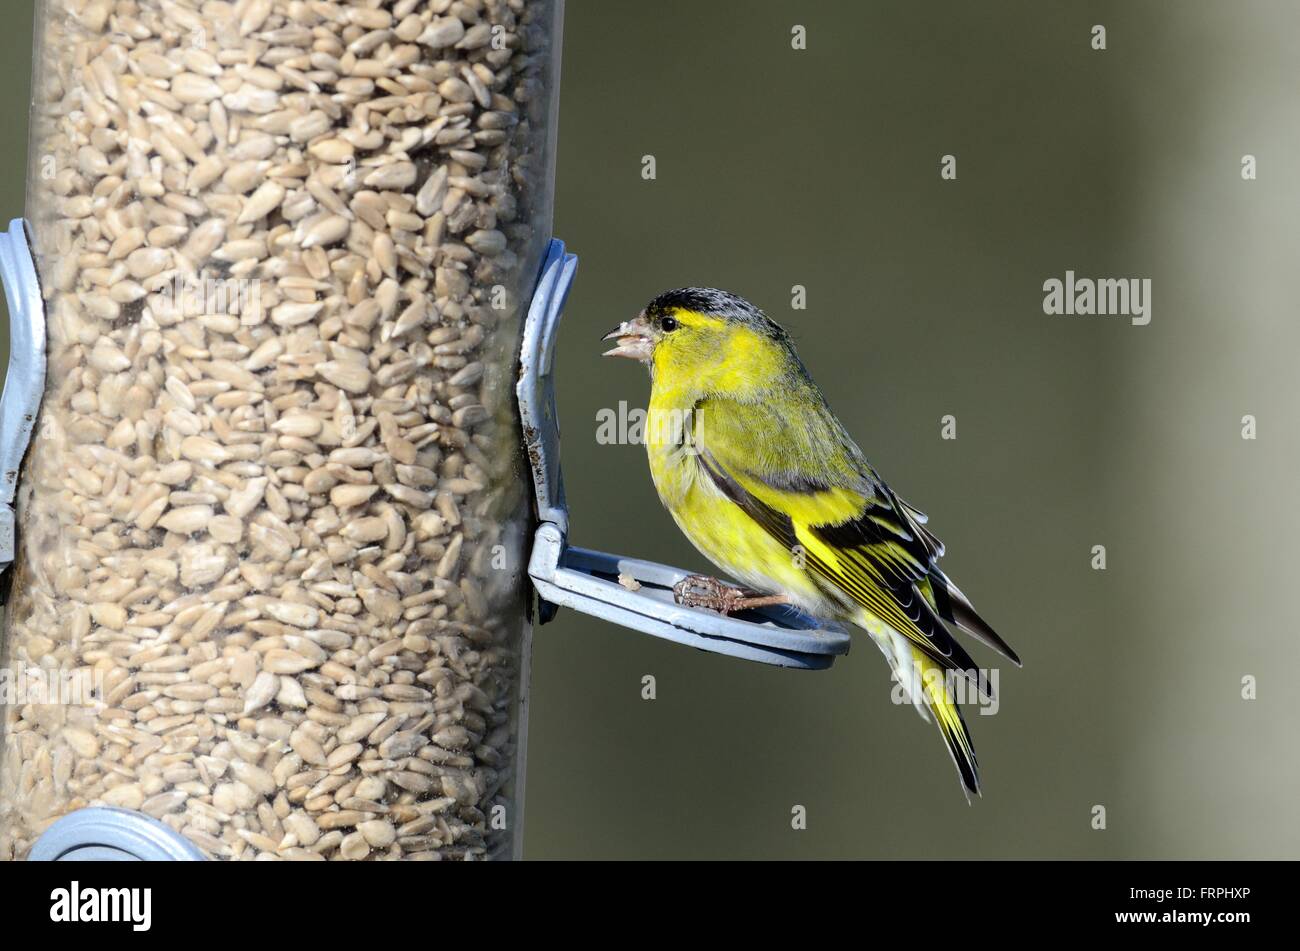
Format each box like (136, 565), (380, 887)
(0, 218), (45, 592)
(517, 239), (851, 669)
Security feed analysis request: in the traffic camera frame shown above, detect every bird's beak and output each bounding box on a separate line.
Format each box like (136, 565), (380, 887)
(601, 314), (654, 362)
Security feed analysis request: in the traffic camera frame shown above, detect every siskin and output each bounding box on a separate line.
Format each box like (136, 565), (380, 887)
(603, 287), (1020, 798)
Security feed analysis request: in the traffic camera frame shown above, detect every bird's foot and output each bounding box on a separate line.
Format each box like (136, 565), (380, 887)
(673, 574), (738, 612)
(672, 574), (792, 615)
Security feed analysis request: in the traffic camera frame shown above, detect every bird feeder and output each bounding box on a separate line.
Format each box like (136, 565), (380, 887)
(0, 0), (564, 862)
(0, 0), (846, 864)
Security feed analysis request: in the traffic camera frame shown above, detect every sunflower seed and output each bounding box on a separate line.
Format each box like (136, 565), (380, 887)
(2, 0), (548, 865)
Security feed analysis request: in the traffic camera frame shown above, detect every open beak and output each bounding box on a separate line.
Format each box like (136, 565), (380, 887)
(601, 314), (654, 362)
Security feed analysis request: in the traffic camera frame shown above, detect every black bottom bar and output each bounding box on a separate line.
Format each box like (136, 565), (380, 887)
(0, 859), (1273, 939)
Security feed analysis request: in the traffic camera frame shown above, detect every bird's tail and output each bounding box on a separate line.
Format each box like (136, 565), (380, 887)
(911, 644), (980, 800)
(872, 626), (981, 800)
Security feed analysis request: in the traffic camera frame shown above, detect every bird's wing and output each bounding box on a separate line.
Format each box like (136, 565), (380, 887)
(694, 394), (1017, 680)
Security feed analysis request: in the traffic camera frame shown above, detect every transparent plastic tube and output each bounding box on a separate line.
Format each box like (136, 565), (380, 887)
(0, 0), (561, 861)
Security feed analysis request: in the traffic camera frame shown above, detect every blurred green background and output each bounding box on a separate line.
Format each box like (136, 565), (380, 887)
(2, 1), (1297, 859)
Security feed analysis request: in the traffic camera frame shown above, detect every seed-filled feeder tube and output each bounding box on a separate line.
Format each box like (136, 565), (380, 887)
(0, 0), (563, 861)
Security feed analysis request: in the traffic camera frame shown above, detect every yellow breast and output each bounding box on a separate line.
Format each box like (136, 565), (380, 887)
(644, 390), (829, 611)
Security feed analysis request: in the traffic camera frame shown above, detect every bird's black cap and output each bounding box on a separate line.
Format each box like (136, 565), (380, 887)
(644, 287), (788, 340)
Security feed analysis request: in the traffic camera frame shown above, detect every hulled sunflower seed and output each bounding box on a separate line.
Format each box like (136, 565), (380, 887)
(2, 0), (550, 865)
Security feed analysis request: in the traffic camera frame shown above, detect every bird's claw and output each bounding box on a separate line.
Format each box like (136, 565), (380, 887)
(672, 574), (792, 615)
(673, 574), (746, 613)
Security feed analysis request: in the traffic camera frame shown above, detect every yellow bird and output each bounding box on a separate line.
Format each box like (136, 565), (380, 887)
(603, 288), (1020, 798)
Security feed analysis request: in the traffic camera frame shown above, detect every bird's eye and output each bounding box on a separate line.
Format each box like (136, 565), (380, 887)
(660, 316), (678, 332)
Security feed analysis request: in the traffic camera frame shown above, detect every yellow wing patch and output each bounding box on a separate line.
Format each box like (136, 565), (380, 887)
(696, 449), (984, 689)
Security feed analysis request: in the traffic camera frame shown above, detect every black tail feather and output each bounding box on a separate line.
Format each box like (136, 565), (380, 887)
(930, 569), (1021, 666)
